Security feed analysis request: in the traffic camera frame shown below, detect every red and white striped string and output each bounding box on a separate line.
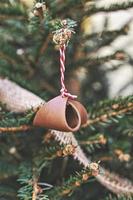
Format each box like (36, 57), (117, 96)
(59, 44), (77, 99)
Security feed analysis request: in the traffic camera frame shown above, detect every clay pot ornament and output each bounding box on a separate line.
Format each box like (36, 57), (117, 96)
(33, 20), (88, 132)
(33, 95), (87, 132)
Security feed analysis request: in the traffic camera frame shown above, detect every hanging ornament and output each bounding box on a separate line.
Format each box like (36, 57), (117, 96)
(33, 19), (88, 132)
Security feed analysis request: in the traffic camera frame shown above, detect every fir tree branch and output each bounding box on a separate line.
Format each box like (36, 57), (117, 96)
(18, 163), (33, 200)
(0, 14), (25, 20)
(0, 78), (133, 195)
(0, 125), (32, 133)
(85, 1), (133, 16)
(79, 134), (107, 146)
(84, 104), (133, 127)
(32, 180), (38, 200)
(84, 28), (128, 42)
(75, 51), (126, 68)
(1, 1), (133, 199)
(82, 21), (130, 53)
(0, 78), (43, 112)
(104, 194), (133, 200)
(47, 167), (98, 200)
(83, 97), (133, 128)
(0, 81), (132, 132)
(0, 104), (34, 129)
(0, 3), (26, 17)
(52, 131), (133, 195)
(97, 170), (133, 195)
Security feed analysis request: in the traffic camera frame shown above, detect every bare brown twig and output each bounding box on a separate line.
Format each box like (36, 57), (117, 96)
(35, 34), (51, 64)
(32, 180), (38, 200)
(0, 15), (26, 20)
(0, 125), (32, 133)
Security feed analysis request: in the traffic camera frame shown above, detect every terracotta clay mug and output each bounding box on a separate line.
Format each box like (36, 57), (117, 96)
(33, 95), (88, 132)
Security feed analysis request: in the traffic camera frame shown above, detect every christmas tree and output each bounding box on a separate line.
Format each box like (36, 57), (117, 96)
(0, 0), (133, 199)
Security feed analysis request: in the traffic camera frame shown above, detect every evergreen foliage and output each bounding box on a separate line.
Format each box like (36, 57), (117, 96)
(0, 0), (133, 199)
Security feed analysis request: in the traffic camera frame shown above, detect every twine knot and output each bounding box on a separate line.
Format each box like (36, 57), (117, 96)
(60, 88), (77, 99)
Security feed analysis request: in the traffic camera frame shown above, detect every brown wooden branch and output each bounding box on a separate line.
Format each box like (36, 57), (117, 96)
(79, 140), (100, 145)
(0, 15), (26, 20)
(0, 125), (32, 133)
(99, 156), (113, 161)
(40, 34), (51, 55)
(35, 34), (51, 64)
(83, 103), (133, 128)
(32, 181), (38, 200)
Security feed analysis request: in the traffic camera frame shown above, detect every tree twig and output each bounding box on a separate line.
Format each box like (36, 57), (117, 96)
(35, 34), (51, 64)
(0, 15), (25, 20)
(83, 104), (133, 128)
(0, 125), (32, 133)
(85, 1), (133, 16)
(32, 180), (38, 200)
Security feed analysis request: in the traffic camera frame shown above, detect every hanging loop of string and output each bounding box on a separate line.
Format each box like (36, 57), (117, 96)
(53, 19), (77, 99)
(59, 44), (77, 99)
